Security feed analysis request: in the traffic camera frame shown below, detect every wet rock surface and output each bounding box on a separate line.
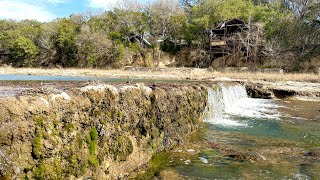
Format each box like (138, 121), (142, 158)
(245, 80), (320, 100)
(0, 83), (207, 179)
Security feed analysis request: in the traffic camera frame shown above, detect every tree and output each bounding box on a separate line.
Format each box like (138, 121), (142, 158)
(53, 18), (79, 67)
(0, 20), (40, 53)
(76, 27), (113, 67)
(282, 0), (320, 20)
(148, 0), (182, 37)
(10, 36), (38, 66)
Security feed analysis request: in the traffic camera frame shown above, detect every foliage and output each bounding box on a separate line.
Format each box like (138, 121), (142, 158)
(0, 0), (319, 71)
(53, 18), (79, 67)
(10, 36), (38, 66)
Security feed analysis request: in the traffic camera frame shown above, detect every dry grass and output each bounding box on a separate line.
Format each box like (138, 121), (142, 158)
(0, 67), (319, 83)
(209, 71), (320, 83)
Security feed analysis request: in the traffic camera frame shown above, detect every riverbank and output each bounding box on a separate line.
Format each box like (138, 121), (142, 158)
(0, 67), (319, 82)
(1, 67), (320, 101)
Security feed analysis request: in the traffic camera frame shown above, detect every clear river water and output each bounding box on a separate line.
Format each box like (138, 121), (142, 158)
(140, 83), (320, 179)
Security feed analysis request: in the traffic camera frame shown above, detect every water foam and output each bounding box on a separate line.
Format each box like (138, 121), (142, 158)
(205, 83), (279, 127)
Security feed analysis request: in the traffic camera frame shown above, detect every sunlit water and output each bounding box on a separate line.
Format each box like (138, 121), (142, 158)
(143, 83), (320, 180)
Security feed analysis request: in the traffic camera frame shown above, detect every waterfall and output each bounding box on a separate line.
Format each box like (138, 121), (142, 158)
(206, 88), (224, 123)
(220, 83), (248, 114)
(205, 83), (279, 127)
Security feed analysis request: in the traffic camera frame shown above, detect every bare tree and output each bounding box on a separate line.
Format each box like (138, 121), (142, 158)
(283, 0), (319, 19)
(147, 0), (181, 37)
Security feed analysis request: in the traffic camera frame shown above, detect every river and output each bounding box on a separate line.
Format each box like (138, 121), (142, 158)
(139, 83), (320, 179)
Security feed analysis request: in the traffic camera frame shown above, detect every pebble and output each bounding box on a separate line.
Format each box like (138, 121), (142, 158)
(199, 157), (208, 164)
(50, 92), (71, 101)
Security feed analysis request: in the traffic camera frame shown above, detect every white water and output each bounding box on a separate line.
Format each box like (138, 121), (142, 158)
(205, 83), (280, 127)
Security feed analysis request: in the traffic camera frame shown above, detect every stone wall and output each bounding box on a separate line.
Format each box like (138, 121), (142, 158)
(0, 84), (207, 179)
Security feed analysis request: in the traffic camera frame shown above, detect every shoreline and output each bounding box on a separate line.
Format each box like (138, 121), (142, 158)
(0, 67), (320, 101)
(0, 67), (319, 82)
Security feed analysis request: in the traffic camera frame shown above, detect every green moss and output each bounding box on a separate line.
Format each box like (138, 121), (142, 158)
(86, 133), (91, 144)
(92, 110), (103, 117)
(108, 135), (133, 161)
(53, 120), (59, 128)
(104, 89), (116, 100)
(70, 155), (78, 168)
(136, 152), (170, 179)
(101, 119), (107, 125)
(118, 110), (123, 120)
(76, 134), (83, 148)
(112, 110), (118, 121)
(53, 158), (62, 176)
(33, 163), (45, 180)
(88, 141), (96, 155)
(33, 116), (44, 127)
(106, 111), (112, 118)
(80, 162), (87, 175)
(86, 127), (100, 168)
(150, 153), (169, 170)
(42, 158), (63, 179)
(88, 155), (99, 167)
(32, 131), (43, 159)
(90, 127), (99, 141)
(64, 123), (75, 132)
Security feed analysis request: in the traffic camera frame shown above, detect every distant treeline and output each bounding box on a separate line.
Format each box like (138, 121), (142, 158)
(0, 0), (319, 71)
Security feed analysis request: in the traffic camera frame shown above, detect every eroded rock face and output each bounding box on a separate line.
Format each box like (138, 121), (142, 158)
(0, 84), (207, 179)
(245, 81), (320, 100)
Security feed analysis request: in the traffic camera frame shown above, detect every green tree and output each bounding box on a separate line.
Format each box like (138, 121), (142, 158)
(54, 18), (79, 67)
(10, 36), (38, 66)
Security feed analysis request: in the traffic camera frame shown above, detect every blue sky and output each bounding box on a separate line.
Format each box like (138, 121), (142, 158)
(0, 0), (149, 22)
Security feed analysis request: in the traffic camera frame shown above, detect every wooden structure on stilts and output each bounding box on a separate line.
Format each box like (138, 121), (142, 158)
(209, 18), (265, 67)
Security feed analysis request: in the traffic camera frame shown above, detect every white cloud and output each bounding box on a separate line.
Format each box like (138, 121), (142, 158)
(46, 0), (68, 3)
(0, 0), (55, 22)
(88, 0), (120, 9)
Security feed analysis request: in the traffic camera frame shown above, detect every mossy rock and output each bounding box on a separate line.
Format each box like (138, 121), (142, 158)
(0, 85), (208, 179)
(32, 131), (43, 160)
(108, 135), (133, 161)
(33, 163), (45, 180)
